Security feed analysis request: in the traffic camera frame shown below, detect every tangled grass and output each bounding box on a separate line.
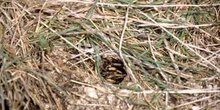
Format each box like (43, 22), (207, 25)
(0, 0), (220, 109)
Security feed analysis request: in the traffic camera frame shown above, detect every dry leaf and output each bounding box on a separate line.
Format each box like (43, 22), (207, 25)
(4, 44), (16, 58)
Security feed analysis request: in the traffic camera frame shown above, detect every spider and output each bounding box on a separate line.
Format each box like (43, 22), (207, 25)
(100, 57), (127, 84)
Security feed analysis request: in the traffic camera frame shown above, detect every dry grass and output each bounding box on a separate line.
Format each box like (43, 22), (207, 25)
(0, 0), (220, 110)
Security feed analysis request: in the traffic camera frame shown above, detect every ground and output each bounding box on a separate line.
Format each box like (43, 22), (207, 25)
(0, 0), (220, 110)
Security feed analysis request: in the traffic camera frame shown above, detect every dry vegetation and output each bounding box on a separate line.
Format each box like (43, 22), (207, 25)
(0, 0), (220, 110)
